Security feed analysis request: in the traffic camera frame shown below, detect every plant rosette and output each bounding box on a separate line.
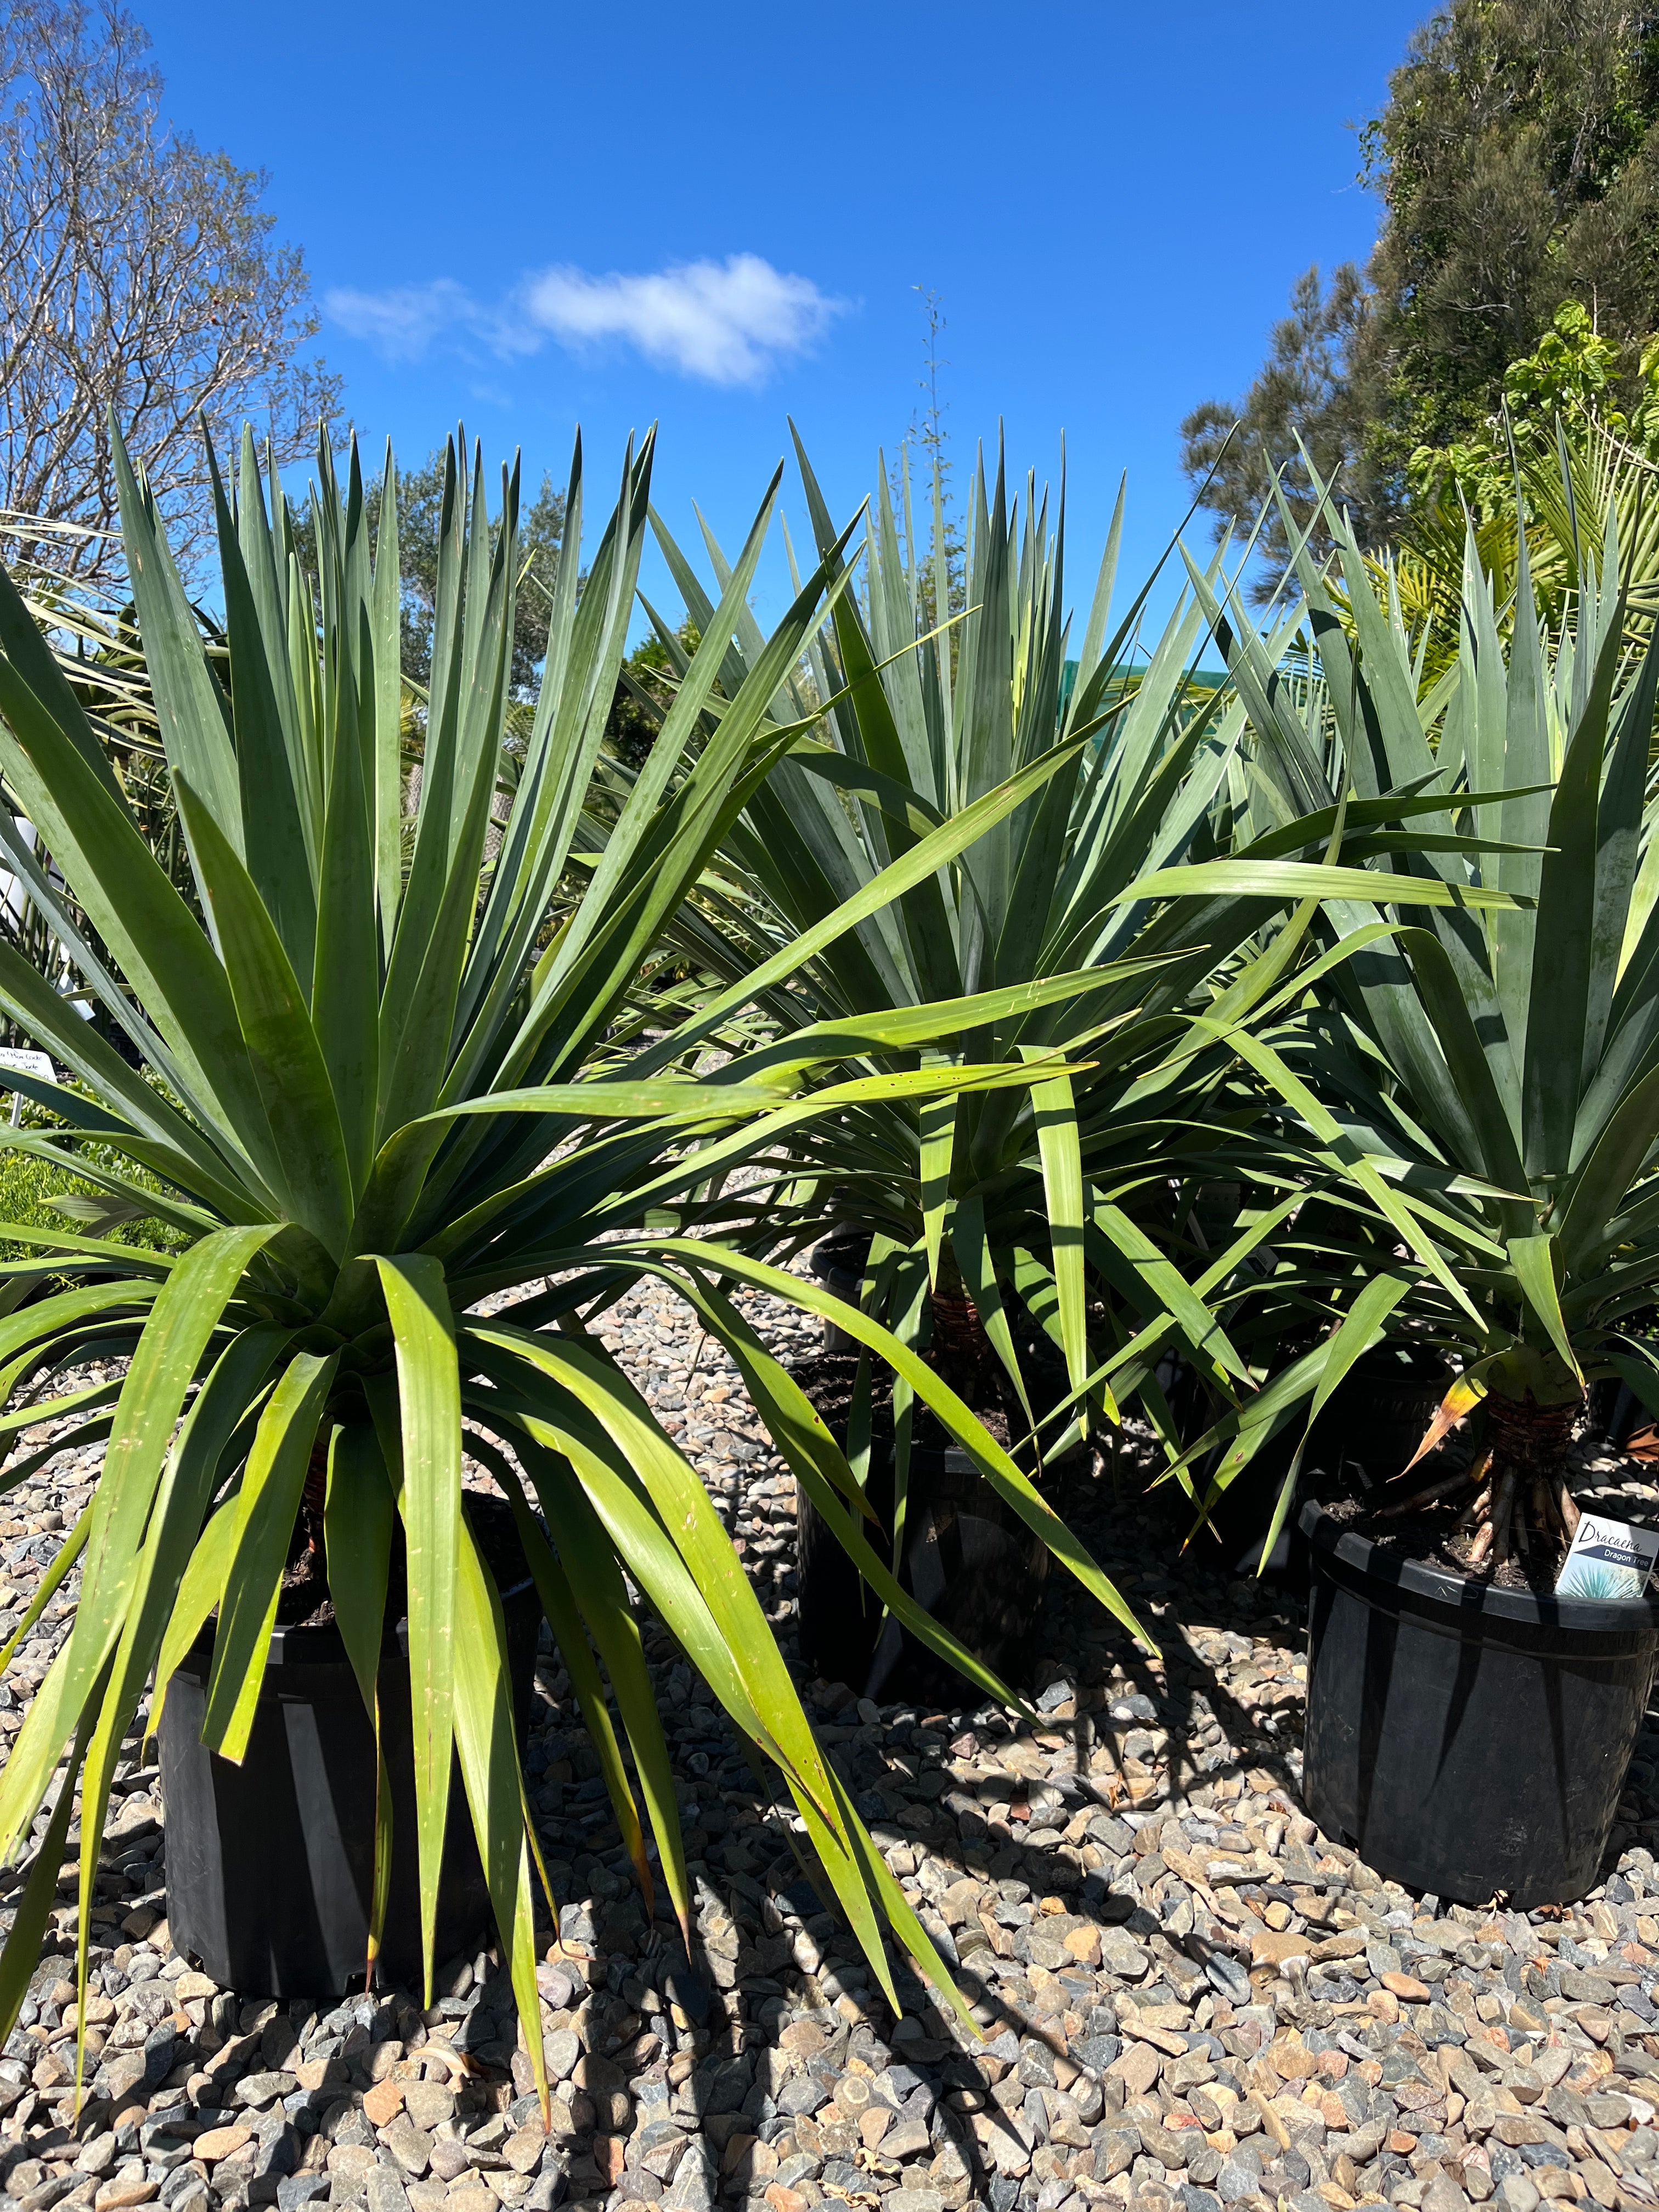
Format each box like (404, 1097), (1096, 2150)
(1183, 469), (1659, 1589)
(0, 419), (1154, 2094)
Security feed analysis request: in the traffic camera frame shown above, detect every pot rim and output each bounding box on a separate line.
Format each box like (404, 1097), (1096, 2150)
(811, 1224), (873, 1281)
(1299, 1496), (1659, 1638)
(181, 1570), (539, 1672)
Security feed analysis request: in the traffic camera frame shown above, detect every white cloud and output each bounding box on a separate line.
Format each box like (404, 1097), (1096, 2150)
(322, 279), (473, 362)
(520, 255), (839, 384)
(324, 254), (844, 385)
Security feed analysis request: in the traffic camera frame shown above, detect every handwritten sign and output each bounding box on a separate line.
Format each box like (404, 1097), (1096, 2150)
(0, 1048), (56, 1127)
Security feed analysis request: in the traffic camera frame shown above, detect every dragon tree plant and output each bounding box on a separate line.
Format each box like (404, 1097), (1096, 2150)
(623, 437), (1526, 1513)
(1188, 484), (1659, 1572)
(0, 419), (1163, 2083)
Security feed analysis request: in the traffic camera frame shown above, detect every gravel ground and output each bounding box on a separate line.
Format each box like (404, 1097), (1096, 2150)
(0, 1277), (1654, 2212)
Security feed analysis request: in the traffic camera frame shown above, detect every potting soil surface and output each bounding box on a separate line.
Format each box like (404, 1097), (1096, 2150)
(272, 1493), (530, 1632)
(1313, 1488), (1568, 1595)
(0, 1275), (1654, 2212)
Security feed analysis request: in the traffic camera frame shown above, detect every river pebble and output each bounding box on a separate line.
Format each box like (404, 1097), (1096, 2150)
(0, 1292), (1653, 2212)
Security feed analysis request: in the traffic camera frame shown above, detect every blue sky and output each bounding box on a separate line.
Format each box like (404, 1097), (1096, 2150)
(140, 0), (1429, 639)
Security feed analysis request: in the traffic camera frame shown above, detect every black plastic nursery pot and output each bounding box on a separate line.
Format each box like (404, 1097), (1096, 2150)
(1312, 1341), (1452, 1488)
(798, 1228), (1093, 1702)
(797, 1435), (1053, 1703)
(809, 1226), (871, 1354)
(1299, 1499), (1659, 1908)
(796, 1329), (1080, 1702)
(159, 1556), (541, 1997)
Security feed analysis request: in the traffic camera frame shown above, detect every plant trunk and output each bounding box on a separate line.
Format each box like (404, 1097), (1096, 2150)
(928, 1286), (992, 1402)
(302, 1437), (329, 1562)
(1379, 1384), (1583, 1573)
(1445, 1389), (1581, 1570)
(1483, 1390), (1579, 1562)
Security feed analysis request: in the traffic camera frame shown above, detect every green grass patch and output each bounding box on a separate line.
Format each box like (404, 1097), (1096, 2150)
(0, 1141), (193, 1265)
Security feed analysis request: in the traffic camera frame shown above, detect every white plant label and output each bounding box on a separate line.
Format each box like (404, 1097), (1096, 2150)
(0, 1048), (54, 1127)
(0, 1049), (55, 1082)
(1555, 1511), (1659, 1602)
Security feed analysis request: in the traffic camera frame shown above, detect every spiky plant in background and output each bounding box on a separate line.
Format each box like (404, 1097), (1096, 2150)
(626, 438), (1525, 1519)
(1195, 481), (1659, 1573)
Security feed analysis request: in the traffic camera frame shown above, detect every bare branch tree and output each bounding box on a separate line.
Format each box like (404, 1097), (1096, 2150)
(0, 0), (341, 584)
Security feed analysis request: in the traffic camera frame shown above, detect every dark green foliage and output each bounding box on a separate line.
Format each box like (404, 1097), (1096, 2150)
(1179, 266), (1393, 605)
(0, 1142), (186, 1262)
(1183, 0), (1659, 583)
(603, 624), (697, 772)
(1362, 0), (1659, 477)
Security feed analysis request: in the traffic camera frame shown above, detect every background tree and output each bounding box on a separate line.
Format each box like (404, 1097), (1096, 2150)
(1362, 0), (1659, 478)
(1183, 0), (1659, 585)
(1179, 264), (1393, 604)
(1408, 297), (1659, 512)
(0, 0), (338, 586)
(374, 452), (566, 697)
(1374, 304), (1659, 684)
(885, 287), (968, 640)
(292, 448), (566, 697)
(603, 622), (698, 772)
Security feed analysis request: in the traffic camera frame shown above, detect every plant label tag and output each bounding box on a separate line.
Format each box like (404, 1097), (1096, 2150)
(0, 1048), (55, 1128)
(1554, 1512), (1659, 1602)
(0, 1049), (55, 1082)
